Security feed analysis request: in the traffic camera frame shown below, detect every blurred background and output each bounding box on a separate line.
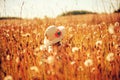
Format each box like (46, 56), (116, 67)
(0, 0), (120, 19)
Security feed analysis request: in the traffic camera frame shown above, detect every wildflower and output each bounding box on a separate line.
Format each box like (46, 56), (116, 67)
(4, 75), (13, 80)
(114, 44), (118, 49)
(39, 45), (47, 51)
(47, 56), (54, 65)
(106, 52), (114, 62)
(21, 33), (30, 37)
(91, 67), (96, 73)
(15, 57), (20, 63)
(68, 27), (73, 32)
(6, 55), (10, 61)
(30, 66), (39, 73)
(39, 61), (43, 65)
(6, 33), (9, 37)
(108, 24), (115, 34)
(47, 46), (53, 53)
(114, 22), (119, 27)
(84, 59), (93, 67)
(72, 47), (79, 53)
(86, 52), (90, 58)
(95, 40), (102, 47)
(78, 66), (84, 71)
(70, 61), (76, 65)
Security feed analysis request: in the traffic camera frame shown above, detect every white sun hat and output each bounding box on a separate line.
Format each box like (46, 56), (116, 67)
(44, 25), (65, 47)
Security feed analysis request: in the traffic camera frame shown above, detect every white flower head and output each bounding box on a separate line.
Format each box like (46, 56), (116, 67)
(40, 45), (47, 51)
(6, 55), (10, 61)
(68, 27), (73, 32)
(114, 22), (119, 27)
(30, 66), (39, 73)
(84, 59), (93, 67)
(95, 40), (102, 47)
(4, 75), (13, 80)
(47, 46), (53, 53)
(78, 66), (84, 71)
(47, 56), (54, 65)
(39, 61), (43, 65)
(106, 52), (114, 62)
(91, 67), (96, 73)
(15, 57), (20, 63)
(108, 24), (115, 34)
(70, 61), (76, 65)
(72, 47), (79, 53)
(21, 33), (31, 37)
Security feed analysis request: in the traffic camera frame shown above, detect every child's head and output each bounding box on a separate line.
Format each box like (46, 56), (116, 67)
(44, 25), (65, 47)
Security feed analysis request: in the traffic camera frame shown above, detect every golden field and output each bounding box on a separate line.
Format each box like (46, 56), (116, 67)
(0, 13), (120, 80)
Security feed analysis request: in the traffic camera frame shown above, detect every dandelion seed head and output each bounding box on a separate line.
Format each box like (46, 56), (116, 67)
(72, 47), (79, 53)
(108, 24), (115, 34)
(47, 56), (54, 65)
(84, 59), (93, 67)
(6, 55), (10, 61)
(4, 75), (13, 80)
(47, 46), (53, 53)
(21, 33), (31, 37)
(70, 61), (76, 65)
(40, 45), (47, 51)
(95, 40), (102, 47)
(15, 57), (20, 63)
(114, 22), (119, 27)
(68, 27), (73, 32)
(30, 66), (39, 73)
(78, 66), (84, 71)
(39, 61), (43, 65)
(106, 52), (114, 62)
(91, 67), (96, 73)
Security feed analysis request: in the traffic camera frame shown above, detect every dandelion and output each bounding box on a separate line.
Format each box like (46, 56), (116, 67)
(68, 27), (73, 32)
(91, 67), (96, 73)
(21, 33), (30, 37)
(39, 45), (46, 51)
(108, 24), (115, 34)
(106, 52), (114, 62)
(86, 52), (90, 58)
(30, 66), (39, 73)
(47, 56), (54, 65)
(6, 55), (10, 61)
(4, 75), (13, 80)
(72, 47), (79, 53)
(34, 47), (40, 52)
(114, 22), (119, 27)
(15, 57), (20, 63)
(70, 61), (76, 65)
(47, 46), (53, 53)
(6, 33), (9, 37)
(78, 66), (84, 71)
(84, 59), (93, 67)
(95, 40), (102, 47)
(39, 61), (43, 65)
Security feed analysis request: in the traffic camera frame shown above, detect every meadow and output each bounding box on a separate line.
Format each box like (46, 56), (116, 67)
(0, 13), (120, 80)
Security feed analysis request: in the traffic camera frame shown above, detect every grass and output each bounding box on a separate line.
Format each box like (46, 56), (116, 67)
(0, 13), (120, 80)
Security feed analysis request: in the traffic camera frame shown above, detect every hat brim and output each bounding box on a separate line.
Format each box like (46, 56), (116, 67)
(44, 26), (65, 46)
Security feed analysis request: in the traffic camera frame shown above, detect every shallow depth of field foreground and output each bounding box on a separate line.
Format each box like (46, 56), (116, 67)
(0, 14), (120, 80)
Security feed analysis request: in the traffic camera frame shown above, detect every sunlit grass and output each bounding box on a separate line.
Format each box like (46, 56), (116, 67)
(0, 14), (120, 80)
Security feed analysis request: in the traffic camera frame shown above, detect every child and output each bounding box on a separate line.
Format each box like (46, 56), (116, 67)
(40, 25), (65, 52)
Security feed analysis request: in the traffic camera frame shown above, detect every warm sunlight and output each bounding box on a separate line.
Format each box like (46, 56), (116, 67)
(0, 0), (119, 18)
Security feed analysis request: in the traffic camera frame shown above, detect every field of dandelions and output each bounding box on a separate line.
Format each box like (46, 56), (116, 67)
(0, 14), (120, 80)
